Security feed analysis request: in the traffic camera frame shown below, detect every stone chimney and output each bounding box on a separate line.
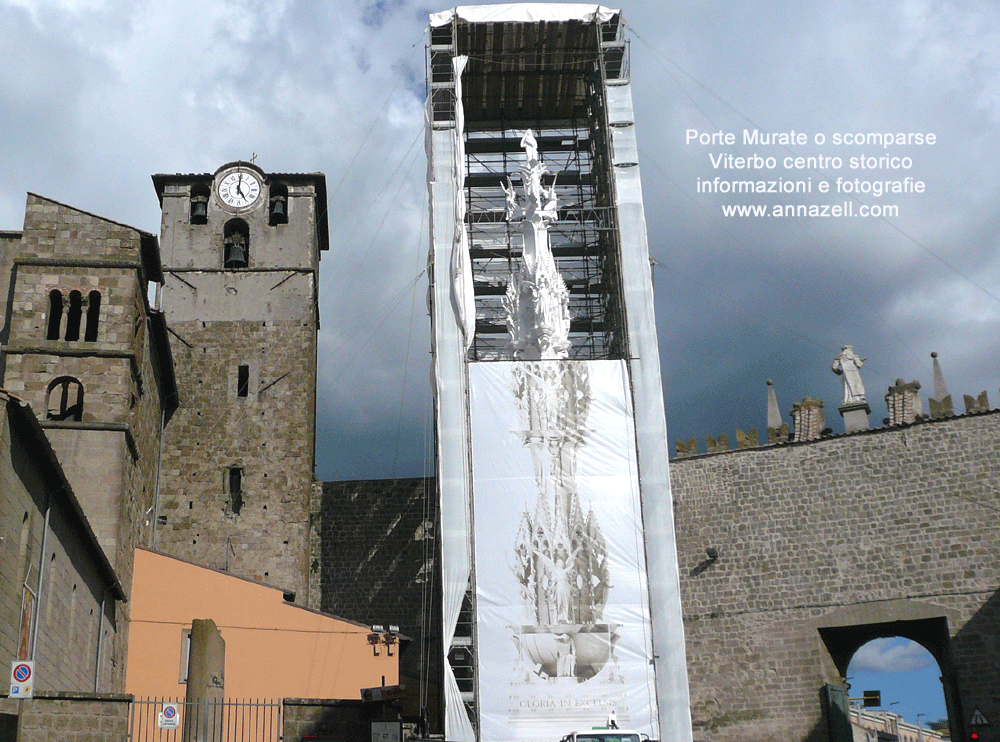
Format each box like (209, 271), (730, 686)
(885, 379), (922, 426)
(791, 397), (825, 442)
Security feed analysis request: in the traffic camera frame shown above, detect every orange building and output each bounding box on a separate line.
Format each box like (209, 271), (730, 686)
(126, 548), (399, 700)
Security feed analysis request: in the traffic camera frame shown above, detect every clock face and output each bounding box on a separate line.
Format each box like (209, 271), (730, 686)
(218, 171), (262, 209)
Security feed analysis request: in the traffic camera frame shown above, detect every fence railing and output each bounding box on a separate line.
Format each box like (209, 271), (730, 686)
(129, 697), (281, 742)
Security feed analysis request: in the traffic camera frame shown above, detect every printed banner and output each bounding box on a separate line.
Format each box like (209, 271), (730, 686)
(469, 360), (659, 742)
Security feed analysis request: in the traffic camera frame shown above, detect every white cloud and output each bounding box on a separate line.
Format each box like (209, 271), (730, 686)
(851, 637), (937, 673)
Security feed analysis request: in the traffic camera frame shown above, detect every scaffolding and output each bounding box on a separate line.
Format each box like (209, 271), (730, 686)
(429, 12), (631, 362)
(429, 10), (692, 742)
(427, 11), (634, 736)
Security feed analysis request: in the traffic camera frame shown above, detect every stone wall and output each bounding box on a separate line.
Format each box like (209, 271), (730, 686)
(283, 698), (391, 742)
(155, 319), (315, 596)
(18, 195), (148, 261)
(0, 195), (169, 691)
(0, 397), (121, 696)
(314, 479), (440, 724)
(671, 411), (1000, 741)
(0, 692), (131, 742)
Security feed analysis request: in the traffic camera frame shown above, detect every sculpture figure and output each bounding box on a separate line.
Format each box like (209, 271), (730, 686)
(520, 129), (540, 165)
(502, 129), (571, 360)
(832, 345), (867, 404)
(501, 178), (519, 221)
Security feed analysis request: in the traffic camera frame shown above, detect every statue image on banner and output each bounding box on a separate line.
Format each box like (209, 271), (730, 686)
(510, 361), (618, 681)
(503, 131), (618, 682)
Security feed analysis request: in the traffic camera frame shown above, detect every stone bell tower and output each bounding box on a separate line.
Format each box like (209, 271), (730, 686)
(151, 162), (327, 600)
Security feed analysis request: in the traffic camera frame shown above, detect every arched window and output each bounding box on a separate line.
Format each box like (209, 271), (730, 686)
(47, 290), (63, 340)
(84, 290), (101, 341)
(46, 377), (84, 422)
(190, 183), (210, 225)
(64, 291), (83, 341)
(269, 182), (289, 226)
(223, 219), (250, 269)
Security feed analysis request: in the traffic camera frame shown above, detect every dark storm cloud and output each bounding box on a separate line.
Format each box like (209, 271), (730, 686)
(1, 0), (997, 478)
(623, 0), (1000, 452)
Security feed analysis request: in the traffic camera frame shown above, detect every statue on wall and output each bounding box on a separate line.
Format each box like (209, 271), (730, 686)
(832, 345), (867, 404)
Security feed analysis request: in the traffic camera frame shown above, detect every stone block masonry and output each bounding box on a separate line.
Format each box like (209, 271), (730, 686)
(155, 319), (315, 597)
(0, 395), (123, 700)
(671, 411), (1000, 741)
(153, 165), (325, 605)
(0, 692), (132, 742)
(1, 193), (171, 694)
(313, 478), (441, 724)
(282, 698), (381, 742)
(315, 478), (436, 633)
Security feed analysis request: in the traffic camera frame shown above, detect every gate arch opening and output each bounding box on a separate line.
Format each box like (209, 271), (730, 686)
(819, 616), (961, 742)
(848, 636), (947, 739)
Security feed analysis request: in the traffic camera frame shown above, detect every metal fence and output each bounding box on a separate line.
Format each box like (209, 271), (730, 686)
(129, 697), (281, 742)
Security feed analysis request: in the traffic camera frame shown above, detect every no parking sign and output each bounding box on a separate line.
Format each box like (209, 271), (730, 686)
(9, 660), (34, 698)
(158, 703), (181, 729)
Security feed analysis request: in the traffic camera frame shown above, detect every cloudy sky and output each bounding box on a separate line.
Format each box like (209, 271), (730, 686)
(849, 637), (946, 725)
(2, 0), (998, 483)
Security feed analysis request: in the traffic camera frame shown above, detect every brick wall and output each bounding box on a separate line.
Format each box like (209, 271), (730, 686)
(671, 411), (1000, 741)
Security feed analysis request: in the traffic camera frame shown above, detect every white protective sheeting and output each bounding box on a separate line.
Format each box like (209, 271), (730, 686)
(426, 92), (477, 742)
(443, 54), (477, 741)
(605, 82), (693, 742)
(469, 360), (659, 742)
(449, 55), (475, 351)
(430, 4), (617, 27)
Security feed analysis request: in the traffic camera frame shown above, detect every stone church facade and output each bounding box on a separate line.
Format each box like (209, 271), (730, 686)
(0, 193), (175, 692)
(0, 163), (327, 706)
